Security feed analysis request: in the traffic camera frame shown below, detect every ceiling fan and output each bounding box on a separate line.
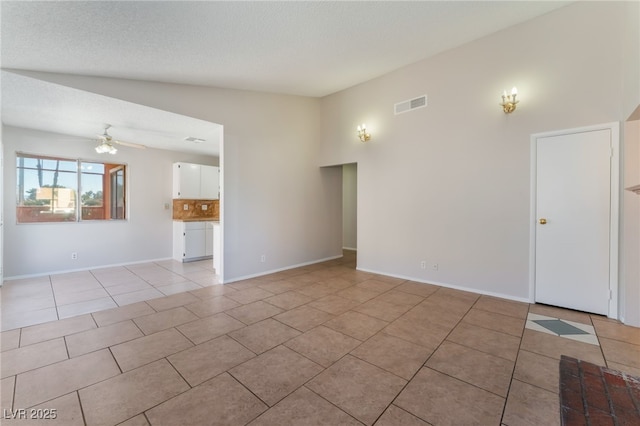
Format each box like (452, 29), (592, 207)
(95, 124), (146, 154)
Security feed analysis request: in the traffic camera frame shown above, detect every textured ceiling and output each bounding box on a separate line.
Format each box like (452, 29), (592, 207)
(0, 1), (571, 155)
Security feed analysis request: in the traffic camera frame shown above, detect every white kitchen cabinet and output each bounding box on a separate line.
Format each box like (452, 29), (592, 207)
(173, 162), (219, 199)
(173, 221), (214, 262)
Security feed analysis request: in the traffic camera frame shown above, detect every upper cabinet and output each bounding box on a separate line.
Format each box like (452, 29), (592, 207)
(173, 162), (219, 199)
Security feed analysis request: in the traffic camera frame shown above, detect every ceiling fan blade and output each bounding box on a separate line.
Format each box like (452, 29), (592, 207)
(114, 140), (146, 149)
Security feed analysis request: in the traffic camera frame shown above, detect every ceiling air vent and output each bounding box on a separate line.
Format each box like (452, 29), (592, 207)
(394, 95), (427, 115)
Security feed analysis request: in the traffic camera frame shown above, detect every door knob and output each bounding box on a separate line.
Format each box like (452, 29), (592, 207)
(539, 218), (547, 225)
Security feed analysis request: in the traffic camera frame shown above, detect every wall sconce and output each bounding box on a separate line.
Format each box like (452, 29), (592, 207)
(500, 87), (519, 114)
(356, 123), (371, 142)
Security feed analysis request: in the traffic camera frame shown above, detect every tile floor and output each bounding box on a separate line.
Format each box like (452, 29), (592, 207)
(0, 251), (639, 425)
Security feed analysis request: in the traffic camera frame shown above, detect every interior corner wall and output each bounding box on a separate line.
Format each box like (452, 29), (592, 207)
(11, 72), (343, 281)
(319, 1), (633, 303)
(3, 125), (217, 278)
(342, 163), (357, 250)
(622, 117), (640, 327)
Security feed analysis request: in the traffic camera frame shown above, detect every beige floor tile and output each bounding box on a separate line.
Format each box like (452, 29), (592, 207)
(321, 277), (356, 290)
(520, 329), (605, 365)
(395, 367), (504, 426)
(1, 376), (15, 410)
(257, 280), (300, 294)
(353, 298), (412, 322)
(1, 308), (59, 332)
(502, 379), (559, 426)
(273, 305), (334, 332)
(133, 306), (198, 335)
(1, 329), (21, 352)
(294, 283), (338, 299)
(249, 386), (361, 426)
(382, 316), (450, 351)
(225, 287), (274, 304)
(2, 294), (56, 315)
(20, 392), (85, 426)
(177, 312), (245, 344)
(426, 341), (514, 397)
(407, 300), (465, 329)
(447, 322), (521, 362)
(20, 315), (96, 347)
(285, 326), (360, 367)
(308, 295), (360, 315)
(51, 279), (102, 295)
(183, 295), (240, 318)
(529, 304), (592, 325)
(168, 335), (255, 386)
(229, 319), (300, 354)
(79, 359), (189, 426)
(606, 361), (640, 377)
(462, 308), (525, 337)
(513, 350), (559, 393)
(103, 280), (153, 296)
(355, 279), (399, 293)
(145, 292), (200, 312)
(375, 404), (431, 426)
(91, 302), (155, 327)
(423, 293), (475, 316)
(599, 337), (640, 369)
(155, 281), (202, 296)
(57, 297), (118, 320)
(335, 287), (379, 303)
(593, 319), (640, 345)
(54, 288), (109, 306)
(230, 345), (323, 406)
(350, 333), (432, 380)
(307, 355), (406, 425)
(474, 295), (529, 319)
(145, 372), (266, 426)
(111, 328), (193, 372)
(118, 414), (150, 426)
(66, 320), (144, 358)
(1, 338), (68, 378)
(264, 291), (313, 310)
(188, 285), (236, 300)
(324, 311), (388, 341)
(227, 300), (283, 325)
(373, 290), (424, 307)
(395, 281), (440, 298)
(14, 349), (120, 409)
(112, 288), (165, 306)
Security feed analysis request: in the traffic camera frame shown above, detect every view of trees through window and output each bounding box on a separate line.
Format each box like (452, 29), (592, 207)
(16, 153), (126, 223)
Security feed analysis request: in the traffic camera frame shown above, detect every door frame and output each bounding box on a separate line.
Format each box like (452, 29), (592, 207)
(529, 122), (620, 318)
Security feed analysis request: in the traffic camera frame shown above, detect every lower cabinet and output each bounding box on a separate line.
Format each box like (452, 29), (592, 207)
(173, 221), (214, 262)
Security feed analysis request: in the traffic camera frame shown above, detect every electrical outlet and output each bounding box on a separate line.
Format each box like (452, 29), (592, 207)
(431, 263), (438, 271)
(420, 261), (427, 269)
(71, 252), (78, 260)
(164, 203), (170, 210)
(260, 254), (266, 263)
(202, 205), (208, 210)
(183, 204), (189, 211)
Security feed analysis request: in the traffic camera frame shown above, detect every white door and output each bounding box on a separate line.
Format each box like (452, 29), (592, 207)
(535, 128), (613, 315)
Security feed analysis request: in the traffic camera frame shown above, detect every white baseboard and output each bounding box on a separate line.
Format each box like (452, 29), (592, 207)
(3, 257), (174, 282)
(223, 254), (344, 284)
(355, 266), (531, 304)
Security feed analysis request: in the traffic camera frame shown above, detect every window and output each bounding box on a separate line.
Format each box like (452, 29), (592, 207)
(16, 153), (127, 223)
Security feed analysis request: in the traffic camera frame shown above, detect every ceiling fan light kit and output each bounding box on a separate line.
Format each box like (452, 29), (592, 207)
(94, 124), (146, 154)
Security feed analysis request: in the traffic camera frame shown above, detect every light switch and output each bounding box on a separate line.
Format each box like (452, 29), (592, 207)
(183, 204), (189, 211)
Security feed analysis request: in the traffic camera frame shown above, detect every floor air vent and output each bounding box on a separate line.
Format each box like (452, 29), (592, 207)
(394, 95), (427, 115)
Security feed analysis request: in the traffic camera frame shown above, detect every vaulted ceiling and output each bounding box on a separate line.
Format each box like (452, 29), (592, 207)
(1, 1), (572, 155)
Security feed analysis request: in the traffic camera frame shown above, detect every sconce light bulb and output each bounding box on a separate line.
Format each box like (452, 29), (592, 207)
(511, 87), (518, 95)
(357, 125), (361, 131)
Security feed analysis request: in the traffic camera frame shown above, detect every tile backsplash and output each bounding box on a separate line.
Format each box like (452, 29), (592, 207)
(173, 199), (219, 221)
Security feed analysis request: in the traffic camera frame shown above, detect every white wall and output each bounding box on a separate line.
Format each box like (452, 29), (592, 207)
(8, 73), (344, 282)
(318, 1), (639, 306)
(3, 125), (217, 278)
(342, 163), (357, 250)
